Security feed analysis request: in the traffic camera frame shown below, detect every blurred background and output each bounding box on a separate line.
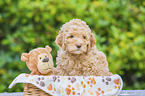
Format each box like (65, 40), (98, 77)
(0, 0), (145, 92)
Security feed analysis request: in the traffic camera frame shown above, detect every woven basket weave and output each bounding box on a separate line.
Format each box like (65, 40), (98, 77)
(24, 83), (51, 96)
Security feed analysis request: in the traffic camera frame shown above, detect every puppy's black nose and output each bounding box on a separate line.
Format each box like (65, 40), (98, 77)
(42, 57), (49, 62)
(76, 44), (81, 48)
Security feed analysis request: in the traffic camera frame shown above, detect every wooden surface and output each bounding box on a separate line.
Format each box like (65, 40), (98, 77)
(0, 90), (145, 96)
(119, 90), (145, 96)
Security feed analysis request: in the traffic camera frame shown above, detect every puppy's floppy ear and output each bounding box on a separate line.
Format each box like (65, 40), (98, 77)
(45, 45), (52, 52)
(55, 31), (63, 48)
(90, 33), (96, 47)
(21, 53), (29, 62)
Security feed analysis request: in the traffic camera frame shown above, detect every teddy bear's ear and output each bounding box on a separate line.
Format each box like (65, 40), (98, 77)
(55, 31), (63, 48)
(45, 45), (52, 52)
(21, 53), (29, 62)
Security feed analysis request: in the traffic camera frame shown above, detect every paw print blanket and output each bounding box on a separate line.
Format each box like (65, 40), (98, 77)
(9, 73), (123, 96)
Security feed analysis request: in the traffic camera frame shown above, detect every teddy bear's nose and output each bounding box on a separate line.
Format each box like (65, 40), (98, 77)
(76, 44), (81, 48)
(42, 57), (49, 62)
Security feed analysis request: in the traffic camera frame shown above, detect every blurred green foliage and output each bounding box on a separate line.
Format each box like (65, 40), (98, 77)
(0, 0), (145, 92)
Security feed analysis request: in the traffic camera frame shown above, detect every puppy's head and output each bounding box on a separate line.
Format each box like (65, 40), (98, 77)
(56, 19), (96, 54)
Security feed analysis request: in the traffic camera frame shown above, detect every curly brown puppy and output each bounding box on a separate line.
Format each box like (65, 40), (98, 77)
(55, 19), (112, 76)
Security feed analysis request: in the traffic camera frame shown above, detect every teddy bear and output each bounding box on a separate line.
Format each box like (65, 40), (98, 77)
(21, 45), (55, 75)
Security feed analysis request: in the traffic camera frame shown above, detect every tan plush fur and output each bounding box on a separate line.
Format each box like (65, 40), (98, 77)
(55, 19), (111, 76)
(21, 45), (55, 75)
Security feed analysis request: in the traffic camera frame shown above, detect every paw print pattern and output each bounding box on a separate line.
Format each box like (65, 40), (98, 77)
(95, 88), (104, 95)
(52, 76), (78, 95)
(47, 83), (56, 94)
(65, 84), (79, 95)
(47, 84), (52, 90)
(25, 74), (30, 77)
(95, 91), (101, 96)
(68, 77), (76, 83)
(53, 76), (61, 82)
(102, 76), (111, 85)
(114, 78), (121, 89)
(36, 77), (45, 87)
(88, 89), (96, 95)
(66, 77), (80, 95)
(114, 78), (119, 85)
(87, 77), (96, 87)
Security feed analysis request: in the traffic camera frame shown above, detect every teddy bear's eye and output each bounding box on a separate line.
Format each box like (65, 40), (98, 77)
(83, 36), (86, 39)
(70, 35), (74, 38)
(40, 57), (42, 59)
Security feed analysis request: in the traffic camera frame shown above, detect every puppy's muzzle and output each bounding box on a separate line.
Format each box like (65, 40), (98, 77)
(42, 57), (49, 62)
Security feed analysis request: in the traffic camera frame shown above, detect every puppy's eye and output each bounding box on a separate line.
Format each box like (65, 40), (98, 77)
(40, 57), (42, 59)
(70, 35), (74, 38)
(83, 36), (86, 39)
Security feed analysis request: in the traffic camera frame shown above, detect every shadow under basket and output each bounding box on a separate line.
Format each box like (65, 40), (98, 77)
(24, 83), (51, 96)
